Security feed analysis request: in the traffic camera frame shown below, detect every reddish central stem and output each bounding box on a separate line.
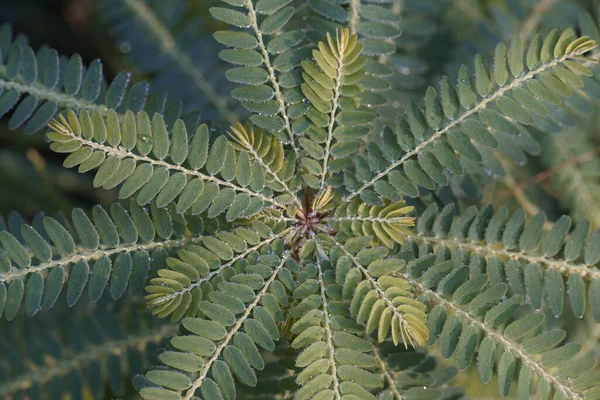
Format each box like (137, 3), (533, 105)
(293, 188), (335, 244)
(298, 210), (321, 236)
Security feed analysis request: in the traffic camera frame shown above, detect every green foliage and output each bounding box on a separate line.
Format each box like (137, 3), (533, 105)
(404, 202), (600, 321)
(404, 256), (600, 400)
(326, 237), (429, 348)
(139, 246), (288, 400)
(144, 219), (286, 321)
(0, 295), (176, 400)
(0, 200), (205, 319)
(342, 30), (597, 206)
(210, 0), (306, 150)
(47, 109), (293, 212)
(300, 28), (375, 188)
(0, 23), (188, 135)
(1, 1), (600, 400)
(330, 199), (415, 248)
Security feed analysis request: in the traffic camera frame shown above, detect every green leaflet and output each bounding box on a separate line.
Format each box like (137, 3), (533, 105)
(343, 30), (596, 206)
(402, 203), (600, 321)
(408, 254), (593, 399)
(0, 202), (204, 317)
(0, 23), (186, 135)
(497, 351), (516, 397)
(47, 110), (294, 214)
(334, 241), (429, 348)
(210, 7), (251, 28)
(67, 261), (89, 306)
(211, 0), (304, 156)
(141, 253), (288, 400)
(24, 272), (43, 317)
(298, 28), (374, 187)
(330, 198), (415, 249)
(145, 223), (283, 321)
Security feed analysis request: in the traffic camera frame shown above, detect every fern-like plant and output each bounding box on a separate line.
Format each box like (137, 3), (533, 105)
(1, 1), (600, 400)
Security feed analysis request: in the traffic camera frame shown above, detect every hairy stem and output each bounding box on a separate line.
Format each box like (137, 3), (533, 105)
(325, 216), (414, 224)
(316, 257), (342, 399)
(371, 344), (402, 400)
(244, 145), (302, 208)
(404, 232), (600, 280)
(0, 236), (201, 284)
(243, 0), (300, 158)
(0, 76), (112, 116)
(320, 35), (346, 187)
(349, 0), (361, 36)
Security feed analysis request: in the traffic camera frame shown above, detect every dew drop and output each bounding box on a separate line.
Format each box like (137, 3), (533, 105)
(139, 135), (153, 144)
(119, 41), (131, 54)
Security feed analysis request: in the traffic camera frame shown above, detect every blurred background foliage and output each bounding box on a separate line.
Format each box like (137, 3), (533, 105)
(1, 0), (600, 399)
